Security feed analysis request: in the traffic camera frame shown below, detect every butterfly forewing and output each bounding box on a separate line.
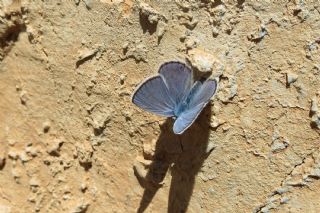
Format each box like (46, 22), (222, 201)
(173, 79), (217, 134)
(132, 76), (175, 117)
(159, 62), (193, 105)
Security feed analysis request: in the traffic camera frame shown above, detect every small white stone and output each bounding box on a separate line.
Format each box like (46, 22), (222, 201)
(156, 20), (167, 38)
(0, 154), (5, 170)
(276, 187), (289, 194)
(212, 26), (219, 37)
(119, 74), (126, 85)
(311, 113), (320, 129)
(29, 177), (40, 187)
(199, 172), (209, 182)
(310, 97), (318, 114)
(25, 146), (38, 157)
(19, 151), (30, 162)
(8, 150), (18, 160)
(310, 168), (320, 178)
(42, 120), (51, 133)
(280, 197), (289, 204)
(84, 0), (92, 9)
(19, 90), (28, 105)
(8, 139), (16, 146)
(72, 200), (90, 213)
(143, 139), (156, 159)
(187, 48), (224, 76)
(0, 205), (11, 213)
(185, 36), (199, 49)
(77, 48), (97, 62)
(80, 182), (88, 192)
(47, 138), (64, 156)
(206, 142), (216, 154)
(286, 72), (298, 85)
(139, 2), (166, 24)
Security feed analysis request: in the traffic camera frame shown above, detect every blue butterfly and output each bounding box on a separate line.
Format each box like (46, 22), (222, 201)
(132, 61), (218, 134)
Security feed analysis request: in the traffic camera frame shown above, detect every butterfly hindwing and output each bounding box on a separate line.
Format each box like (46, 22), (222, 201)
(158, 61), (193, 105)
(173, 79), (217, 134)
(173, 103), (206, 134)
(132, 75), (175, 117)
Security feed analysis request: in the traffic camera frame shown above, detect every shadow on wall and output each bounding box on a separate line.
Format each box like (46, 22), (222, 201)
(135, 105), (213, 213)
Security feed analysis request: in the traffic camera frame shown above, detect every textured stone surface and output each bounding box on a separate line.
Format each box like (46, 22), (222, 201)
(0, 0), (320, 212)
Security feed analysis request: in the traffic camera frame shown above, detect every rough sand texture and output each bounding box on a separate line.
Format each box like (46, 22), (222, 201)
(0, 0), (320, 212)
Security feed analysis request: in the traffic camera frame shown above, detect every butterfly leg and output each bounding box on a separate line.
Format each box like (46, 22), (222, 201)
(179, 135), (184, 152)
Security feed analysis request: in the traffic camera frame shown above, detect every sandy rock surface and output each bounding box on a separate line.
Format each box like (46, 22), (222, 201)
(0, 0), (320, 212)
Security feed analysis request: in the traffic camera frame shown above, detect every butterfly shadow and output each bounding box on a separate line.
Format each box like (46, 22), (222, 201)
(135, 105), (213, 213)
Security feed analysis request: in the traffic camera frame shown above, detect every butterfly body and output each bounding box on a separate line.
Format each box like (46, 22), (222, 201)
(132, 61), (218, 134)
(174, 100), (188, 117)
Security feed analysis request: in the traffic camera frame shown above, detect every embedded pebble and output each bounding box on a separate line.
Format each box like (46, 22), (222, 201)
(295, 7), (309, 21)
(310, 97), (318, 114)
(217, 75), (237, 102)
(180, 16), (198, 30)
(11, 168), (21, 183)
(276, 187), (289, 194)
(310, 98), (320, 128)
(84, 0), (92, 9)
(8, 139), (16, 146)
(119, 74), (126, 85)
(185, 36), (199, 49)
(206, 142), (216, 154)
(156, 20), (167, 39)
(199, 172), (209, 182)
(143, 139), (156, 159)
(0, 205), (11, 213)
(271, 140), (289, 152)
(133, 157), (149, 180)
(209, 116), (225, 129)
(19, 90), (28, 105)
(76, 48), (98, 65)
(76, 142), (93, 170)
(42, 120), (51, 133)
(80, 182), (88, 192)
(8, 150), (19, 160)
(125, 43), (148, 62)
(0, 155), (5, 170)
(209, 5), (226, 22)
(47, 138), (64, 156)
(122, 42), (129, 52)
(89, 108), (111, 134)
(271, 131), (289, 152)
(286, 72), (298, 85)
(187, 48), (224, 75)
(25, 146), (38, 157)
(29, 177), (40, 187)
(311, 114), (320, 129)
(19, 151), (30, 163)
(139, 2), (166, 24)
(280, 197), (290, 204)
(212, 26), (219, 37)
(72, 200), (90, 213)
(310, 168), (320, 178)
(248, 25), (268, 42)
